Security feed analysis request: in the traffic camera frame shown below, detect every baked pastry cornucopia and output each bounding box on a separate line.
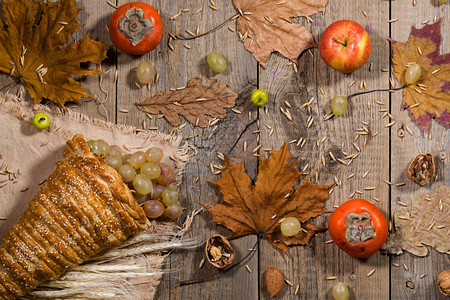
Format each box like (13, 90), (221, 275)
(0, 134), (148, 299)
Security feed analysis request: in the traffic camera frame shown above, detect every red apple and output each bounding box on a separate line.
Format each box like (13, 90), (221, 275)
(320, 20), (372, 73)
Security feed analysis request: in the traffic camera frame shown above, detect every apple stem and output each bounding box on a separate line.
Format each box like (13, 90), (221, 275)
(332, 37), (347, 47)
(347, 85), (406, 100)
(177, 14), (239, 40)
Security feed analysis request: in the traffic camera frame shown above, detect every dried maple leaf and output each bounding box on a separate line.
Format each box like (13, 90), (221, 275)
(0, 0), (108, 107)
(232, 0), (328, 68)
(201, 143), (332, 255)
(136, 77), (238, 128)
(391, 19), (450, 132)
(381, 186), (450, 256)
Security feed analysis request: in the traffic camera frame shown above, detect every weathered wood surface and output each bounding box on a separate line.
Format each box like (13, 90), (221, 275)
(0, 0), (448, 299)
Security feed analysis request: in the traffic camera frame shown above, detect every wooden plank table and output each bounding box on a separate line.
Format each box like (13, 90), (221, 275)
(1, 0), (448, 299)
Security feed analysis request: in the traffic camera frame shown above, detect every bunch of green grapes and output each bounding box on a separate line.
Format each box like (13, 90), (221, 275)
(88, 140), (181, 220)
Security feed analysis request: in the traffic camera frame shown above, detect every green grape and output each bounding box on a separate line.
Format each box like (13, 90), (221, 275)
(122, 154), (131, 165)
(133, 174), (153, 195)
(146, 147), (163, 163)
(87, 139), (110, 157)
(161, 187), (179, 206)
(332, 282), (349, 300)
(140, 163), (161, 180)
(280, 217), (301, 237)
(109, 145), (122, 156)
(207, 51), (227, 73)
(136, 62), (154, 84)
(156, 163), (175, 186)
(331, 96), (348, 116)
(164, 203), (182, 219)
(118, 164), (136, 182)
(405, 63), (421, 84)
(144, 200), (165, 218)
(104, 155), (122, 170)
(129, 151), (147, 169)
(438, 0), (448, 3)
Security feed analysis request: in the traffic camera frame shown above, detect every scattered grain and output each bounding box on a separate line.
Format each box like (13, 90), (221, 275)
(367, 269), (376, 277)
(326, 276), (338, 280)
(396, 182), (406, 187)
(403, 263), (409, 271)
(347, 173), (356, 179)
(245, 265), (252, 273)
(388, 18), (399, 23)
(107, 0), (118, 8)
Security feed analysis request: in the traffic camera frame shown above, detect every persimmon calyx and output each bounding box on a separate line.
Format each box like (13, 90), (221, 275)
(345, 212), (376, 243)
(119, 7), (153, 46)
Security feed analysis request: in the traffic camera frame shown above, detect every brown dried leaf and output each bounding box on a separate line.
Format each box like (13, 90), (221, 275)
(382, 186), (450, 256)
(233, 0), (328, 68)
(201, 143), (332, 256)
(136, 77), (238, 128)
(0, 0), (109, 107)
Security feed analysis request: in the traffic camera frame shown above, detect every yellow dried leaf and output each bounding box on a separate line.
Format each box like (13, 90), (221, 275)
(0, 0), (108, 106)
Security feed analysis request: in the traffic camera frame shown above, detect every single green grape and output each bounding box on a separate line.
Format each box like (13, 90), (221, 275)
(140, 163), (161, 180)
(161, 187), (179, 206)
(207, 52), (227, 73)
(331, 96), (348, 116)
(122, 154), (131, 165)
(134, 193), (148, 204)
(146, 147), (164, 163)
(104, 155), (122, 170)
(87, 139), (110, 157)
(332, 282), (349, 300)
(156, 163), (175, 186)
(129, 151), (147, 169)
(280, 217), (301, 237)
(133, 174), (153, 195)
(136, 62), (154, 84)
(31, 112), (50, 130)
(118, 164), (136, 182)
(164, 203), (182, 219)
(144, 200), (165, 218)
(251, 89), (269, 107)
(109, 145), (122, 156)
(405, 63), (421, 84)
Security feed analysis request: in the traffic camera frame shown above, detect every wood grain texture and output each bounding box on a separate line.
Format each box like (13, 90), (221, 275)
(389, 1), (450, 299)
(0, 0), (448, 299)
(258, 0), (391, 298)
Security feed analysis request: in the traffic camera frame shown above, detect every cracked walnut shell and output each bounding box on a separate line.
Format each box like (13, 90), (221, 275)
(438, 270), (450, 296)
(205, 235), (235, 269)
(406, 153), (435, 186)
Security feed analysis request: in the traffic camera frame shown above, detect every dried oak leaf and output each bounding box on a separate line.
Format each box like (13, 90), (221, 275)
(233, 0), (328, 68)
(391, 19), (450, 133)
(136, 77), (238, 128)
(381, 186), (450, 256)
(201, 143), (332, 256)
(0, 0), (108, 107)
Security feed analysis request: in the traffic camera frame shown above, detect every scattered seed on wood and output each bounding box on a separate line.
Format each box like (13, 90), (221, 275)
(349, 191), (356, 198)
(243, 141), (247, 152)
(319, 88), (325, 95)
(386, 121), (396, 127)
(294, 285), (300, 295)
(362, 9), (368, 17)
(231, 108), (242, 114)
(119, 109), (129, 113)
(285, 279), (293, 286)
(348, 81), (356, 87)
(325, 240), (334, 244)
(367, 269), (376, 277)
(362, 170), (370, 178)
(244, 265), (252, 273)
(397, 201), (408, 207)
(388, 18), (399, 23)
(364, 187), (376, 190)
(326, 276), (338, 280)
(348, 173), (356, 179)
(403, 263), (409, 271)
(392, 263), (400, 267)
(396, 182), (406, 186)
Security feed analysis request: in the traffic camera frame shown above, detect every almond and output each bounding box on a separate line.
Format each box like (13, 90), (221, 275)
(265, 267), (284, 297)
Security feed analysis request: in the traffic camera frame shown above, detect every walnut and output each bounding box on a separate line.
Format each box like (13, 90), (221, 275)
(205, 235), (235, 269)
(437, 270), (450, 296)
(406, 153), (435, 186)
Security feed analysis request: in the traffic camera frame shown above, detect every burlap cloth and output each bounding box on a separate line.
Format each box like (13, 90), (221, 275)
(0, 93), (191, 299)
